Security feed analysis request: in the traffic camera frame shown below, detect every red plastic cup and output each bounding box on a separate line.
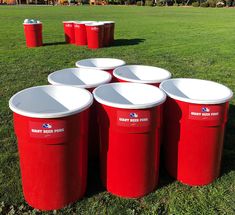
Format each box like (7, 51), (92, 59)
(9, 85), (93, 210)
(160, 78), (233, 186)
(113, 65), (171, 87)
(106, 21), (115, 44)
(101, 21), (115, 46)
(23, 22), (43, 48)
(74, 21), (94, 46)
(63, 21), (75, 44)
(75, 58), (126, 81)
(93, 83), (166, 198)
(48, 68), (112, 161)
(85, 22), (104, 49)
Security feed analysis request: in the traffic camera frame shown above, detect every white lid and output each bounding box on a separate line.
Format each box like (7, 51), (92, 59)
(113, 65), (171, 84)
(48, 68), (112, 89)
(75, 58), (126, 70)
(93, 83), (166, 109)
(9, 85), (93, 118)
(74, 21), (94, 24)
(85, 22), (104, 27)
(23, 22), (42, 25)
(160, 78), (233, 104)
(62, 21), (75, 23)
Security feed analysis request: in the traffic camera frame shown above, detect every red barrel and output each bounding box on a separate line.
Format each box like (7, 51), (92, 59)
(108, 21), (115, 44)
(85, 22), (104, 49)
(101, 21), (115, 46)
(9, 85), (93, 210)
(93, 83), (166, 198)
(113, 65), (171, 87)
(160, 78), (233, 186)
(48, 68), (112, 161)
(74, 21), (93, 46)
(63, 21), (75, 44)
(75, 58), (126, 81)
(23, 23), (43, 48)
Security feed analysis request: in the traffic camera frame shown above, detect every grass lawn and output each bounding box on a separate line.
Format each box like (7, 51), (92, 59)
(0, 5), (235, 215)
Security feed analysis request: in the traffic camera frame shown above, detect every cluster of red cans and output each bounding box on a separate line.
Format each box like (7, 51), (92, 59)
(63, 21), (115, 49)
(23, 20), (115, 49)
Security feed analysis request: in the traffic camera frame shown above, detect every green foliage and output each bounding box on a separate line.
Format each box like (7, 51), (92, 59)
(0, 5), (235, 215)
(200, 1), (209, 6)
(136, 0), (142, 5)
(146, 0), (153, 5)
(192, 1), (199, 6)
(157, 0), (165, 5)
(207, 0), (217, 6)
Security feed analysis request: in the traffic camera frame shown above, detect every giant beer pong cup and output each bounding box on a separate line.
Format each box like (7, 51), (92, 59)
(113, 65), (171, 87)
(23, 22), (43, 48)
(48, 68), (112, 160)
(9, 85), (93, 210)
(85, 22), (104, 49)
(75, 58), (126, 81)
(93, 83), (166, 198)
(101, 21), (115, 46)
(160, 79), (233, 186)
(63, 21), (75, 44)
(74, 21), (94, 46)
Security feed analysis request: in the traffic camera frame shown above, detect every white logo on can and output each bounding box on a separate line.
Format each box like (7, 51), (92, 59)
(65, 24), (72, 27)
(91, 27), (99, 31)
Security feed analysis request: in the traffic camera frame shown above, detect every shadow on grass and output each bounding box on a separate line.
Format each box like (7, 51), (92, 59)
(112, 38), (145, 47)
(85, 160), (105, 197)
(221, 103), (235, 175)
(43, 41), (67, 46)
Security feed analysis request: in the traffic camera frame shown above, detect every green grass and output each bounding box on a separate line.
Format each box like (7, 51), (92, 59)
(0, 5), (235, 215)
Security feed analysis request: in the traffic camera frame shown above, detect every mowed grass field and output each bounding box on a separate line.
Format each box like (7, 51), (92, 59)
(0, 5), (235, 214)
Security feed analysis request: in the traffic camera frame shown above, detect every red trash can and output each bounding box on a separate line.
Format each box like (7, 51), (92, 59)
(113, 65), (171, 87)
(93, 83), (166, 198)
(48, 68), (112, 161)
(23, 22), (43, 48)
(85, 22), (104, 49)
(74, 21), (94, 46)
(160, 78), (233, 186)
(101, 21), (115, 46)
(75, 58), (126, 81)
(63, 21), (75, 44)
(9, 85), (93, 210)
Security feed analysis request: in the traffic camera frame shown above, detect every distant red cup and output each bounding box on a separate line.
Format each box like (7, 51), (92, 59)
(113, 65), (171, 87)
(63, 21), (75, 44)
(74, 21), (94, 46)
(85, 22), (104, 49)
(101, 21), (115, 46)
(23, 23), (43, 48)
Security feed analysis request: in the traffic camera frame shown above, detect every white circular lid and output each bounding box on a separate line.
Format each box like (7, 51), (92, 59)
(160, 78), (233, 104)
(93, 83), (166, 109)
(74, 21), (94, 24)
(113, 65), (171, 84)
(48, 68), (112, 89)
(23, 22), (42, 25)
(75, 58), (126, 70)
(9, 85), (93, 118)
(62, 21), (75, 23)
(85, 22), (104, 27)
